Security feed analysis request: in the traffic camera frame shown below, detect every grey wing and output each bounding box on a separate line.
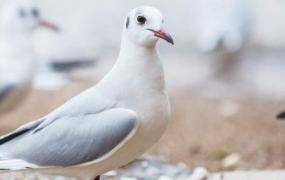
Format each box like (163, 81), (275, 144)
(0, 108), (137, 167)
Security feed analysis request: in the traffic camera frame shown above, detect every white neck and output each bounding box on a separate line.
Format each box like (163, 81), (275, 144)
(1, 29), (32, 42)
(0, 26), (34, 54)
(98, 33), (166, 96)
(114, 32), (160, 74)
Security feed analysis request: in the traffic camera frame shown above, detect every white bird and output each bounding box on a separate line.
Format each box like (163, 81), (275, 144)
(0, 0), (58, 113)
(0, 6), (174, 180)
(194, 0), (252, 82)
(195, 0), (251, 53)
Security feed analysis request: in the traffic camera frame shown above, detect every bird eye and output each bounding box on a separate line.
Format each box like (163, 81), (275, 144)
(137, 16), (146, 25)
(31, 8), (39, 18)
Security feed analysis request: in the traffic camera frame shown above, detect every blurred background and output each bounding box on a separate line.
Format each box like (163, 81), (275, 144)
(1, 0), (285, 176)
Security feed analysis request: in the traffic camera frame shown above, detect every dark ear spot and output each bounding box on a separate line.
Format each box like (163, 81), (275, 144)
(126, 16), (130, 29)
(31, 8), (40, 18)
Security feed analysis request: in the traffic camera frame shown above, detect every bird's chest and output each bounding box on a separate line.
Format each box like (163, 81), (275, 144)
(119, 83), (170, 139)
(108, 60), (170, 142)
(138, 93), (170, 138)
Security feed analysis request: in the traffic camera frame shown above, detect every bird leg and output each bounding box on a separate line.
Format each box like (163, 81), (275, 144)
(94, 175), (100, 180)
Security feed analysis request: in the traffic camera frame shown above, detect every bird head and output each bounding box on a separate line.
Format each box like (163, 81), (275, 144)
(1, 0), (59, 34)
(124, 6), (174, 48)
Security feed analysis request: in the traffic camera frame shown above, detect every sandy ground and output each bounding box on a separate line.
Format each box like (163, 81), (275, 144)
(152, 91), (285, 171)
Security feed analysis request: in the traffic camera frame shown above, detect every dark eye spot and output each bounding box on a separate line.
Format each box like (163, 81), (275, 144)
(126, 16), (130, 29)
(137, 16), (146, 25)
(19, 8), (25, 18)
(31, 8), (39, 18)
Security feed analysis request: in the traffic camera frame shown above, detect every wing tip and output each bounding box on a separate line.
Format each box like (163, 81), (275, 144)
(0, 159), (39, 172)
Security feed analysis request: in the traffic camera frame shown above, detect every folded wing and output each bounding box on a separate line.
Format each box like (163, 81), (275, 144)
(0, 108), (137, 169)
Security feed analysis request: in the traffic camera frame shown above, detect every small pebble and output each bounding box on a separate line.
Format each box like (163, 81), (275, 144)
(141, 161), (149, 168)
(222, 153), (241, 170)
(177, 162), (188, 169)
(158, 175), (173, 180)
(104, 170), (118, 176)
(54, 176), (67, 180)
(120, 177), (138, 180)
(187, 167), (208, 180)
(219, 99), (240, 118)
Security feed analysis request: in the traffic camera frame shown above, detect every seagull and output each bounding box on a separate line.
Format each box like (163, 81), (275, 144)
(196, 0), (251, 53)
(0, 6), (174, 180)
(0, 0), (58, 113)
(194, 0), (252, 81)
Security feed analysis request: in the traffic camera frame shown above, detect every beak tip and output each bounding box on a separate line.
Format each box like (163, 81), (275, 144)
(147, 28), (174, 45)
(167, 38), (174, 45)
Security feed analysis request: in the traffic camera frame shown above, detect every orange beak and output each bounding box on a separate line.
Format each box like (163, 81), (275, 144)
(39, 20), (59, 32)
(147, 29), (174, 45)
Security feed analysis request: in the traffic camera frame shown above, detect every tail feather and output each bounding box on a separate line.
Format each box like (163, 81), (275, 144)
(0, 159), (38, 172)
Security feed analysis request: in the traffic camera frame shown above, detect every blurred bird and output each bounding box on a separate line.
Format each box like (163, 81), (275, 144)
(0, 0), (58, 113)
(196, 0), (251, 53)
(195, 0), (252, 80)
(0, 6), (173, 180)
